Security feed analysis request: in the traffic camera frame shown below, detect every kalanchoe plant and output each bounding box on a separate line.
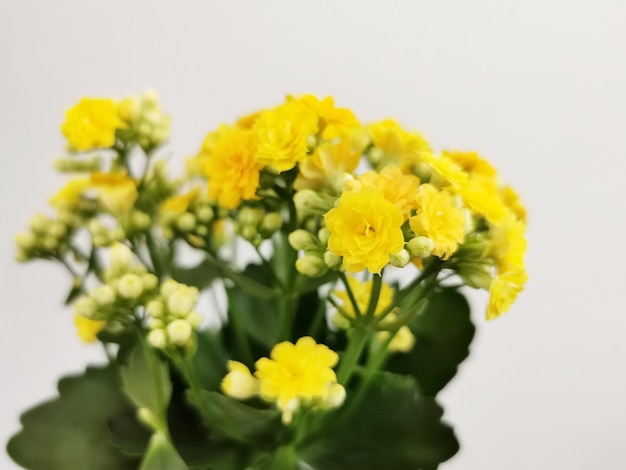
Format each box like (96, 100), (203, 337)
(8, 92), (527, 470)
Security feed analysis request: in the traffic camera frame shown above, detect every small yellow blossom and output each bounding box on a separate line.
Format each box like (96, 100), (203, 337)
(235, 110), (265, 130)
(160, 188), (200, 214)
(409, 184), (465, 259)
(486, 269), (527, 320)
(74, 314), (105, 343)
(61, 98), (125, 151)
(221, 361), (259, 400)
(294, 140), (361, 191)
(325, 187), (404, 274)
(346, 166), (420, 220)
(367, 119), (431, 171)
(49, 178), (91, 210)
(500, 185), (527, 223)
(203, 126), (261, 209)
(291, 94), (360, 138)
(255, 337), (342, 422)
(254, 100), (318, 172)
(90, 172), (138, 213)
(487, 214), (527, 273)
(444, 150), (497, 180)
(333, 276), (394, 320)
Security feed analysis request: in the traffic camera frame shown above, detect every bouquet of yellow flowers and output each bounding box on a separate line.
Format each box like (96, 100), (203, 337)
(8, 92), (527, 469)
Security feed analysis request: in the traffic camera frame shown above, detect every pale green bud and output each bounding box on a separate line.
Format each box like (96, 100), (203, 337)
(288, 229), (318, 251)
(295, 254), (328, 277)
(318, 227), (331, 245)
(132, 211), (151, 231)
(167, 286), (199, 316)
(176, 213), (196, 232)
(407, 236), (434, 258)
(91, 285), (115, 306)
(166, 319), (193, 346)
(185, 311), (203, 329)
(53, 156), (101, 173)
(49, 221), (67, 239)
(293, 190), (336, 218)
(93, 235), (109, 247)
(162, 227), (174, 240)
(88, 219), (107, 236)
(323, 250), (342, 269)
(240, 225), (258, 242)
(196, 206), (214, 223)
(369, 147), (384, 165)
(147, 329), (168, 349)
(75, 296), (97, 318)
(322, 383), (346, 409)
(160, 279), (179, 298)
(41, 236), (58, 251)
(109, 243), (134, 270)
(15, 232), (36, 251)
(142, 89), (160, 108)
(117, 273), (144, 299)
(15, 249), (28, 262)
(261, 212), (283, 234)
(329, 172), (355, 195)
(146, 300), (165, 318)
(29, 213), (52, 235)
(306, 135), (318, 149)
(389, 249), (410, 268)
(457, 261), (493, 290)
(195, 225), (208, 236)
(238, 207), (264, 226)
(142, 273), (159, 291)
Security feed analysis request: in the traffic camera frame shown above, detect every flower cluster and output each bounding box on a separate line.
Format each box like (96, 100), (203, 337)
(10, 92), (528, 470)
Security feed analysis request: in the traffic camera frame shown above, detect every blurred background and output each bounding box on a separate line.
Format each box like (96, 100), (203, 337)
(1, 1), (625, 468)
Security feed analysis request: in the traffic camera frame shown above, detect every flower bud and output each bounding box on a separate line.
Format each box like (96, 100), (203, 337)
(117, 273), (144, 299)
(142, 89), (160, 107)
(15, 232), (36, 251)
(240, 224), (258, 242)
(53, 156), (101, 173)
(109, 243), (134, 270)
(147, 329), (167, 349)
(457, 261), (493, 290)
(176, 213), (196, 232)
(132, 211), (151, 231)
(322, 383), (346, 409)
(378, 326), (416, 353)
(160, 279), (179, 298)
(196, 206), (214, 223)
(323, 250), (342, 269)
(295, 254), (328, 277)
(221, 361), (259, 400)
(293, 190), (335, 218)
(288, 229), (317, 251)
(91, 285), (116, 306)
(407, 236), (434, 258)
(49, 221), (67, 239)
(146, 300), (164, 318)
(118, 96), (140, 123)
(29, 213), (52, 235)
(185, 311), (203, 328)
(75, 296), (97, 319)
(195, 225), (208, 236)
(142, 273), (159, 291)
(261, 212), (282, 234)
(41, 236), (58, 251)
(167, 285), (199, 316)
(166, 319), (192, 345)
(238, 207), (264, 226)
(389, 249), (410, 268)
(317, 227), (330, 245)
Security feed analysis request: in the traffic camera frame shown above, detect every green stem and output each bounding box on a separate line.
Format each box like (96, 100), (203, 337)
(139, 337), (171, 439)
(307, 296), (327, 337)
(145, 231), (164, 279)
(337, 326), (370, 385)
(365, 273), (383, 320)
(338, 272), (362, 317)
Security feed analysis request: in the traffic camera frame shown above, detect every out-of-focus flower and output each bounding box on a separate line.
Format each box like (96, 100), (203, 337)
(61, 98), (125, 151)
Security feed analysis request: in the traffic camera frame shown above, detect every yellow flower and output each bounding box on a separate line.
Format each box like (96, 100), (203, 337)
(254, 100), (318, 172)
(255, 337), (341, 422)
(333, 276), (394, 320)
(325, 187), (404, 274)
(74, 314), (105, 343)
(49, 178), (91, 210)
(377, 325), (416, 353)
(291, 94), (360, 138)
(486, 269), (527, 320)
(203, 126), (261, 209)
(294, 139), (361, 191)
(500, 185), (527, 223)
(346, 166), (420, 220)
(160, 187), (200, 214)
(221, 361), (259, 400)
(61, 98), (125, 151)
(421, 152), (507, 225)
(236, 110), (265, 130)
(90, 172), (138, 213)
(444, 150), (497, 180)
(409, 184), (465, 259)
(487, 214), (527, 273)
(367, 119), (431, 171)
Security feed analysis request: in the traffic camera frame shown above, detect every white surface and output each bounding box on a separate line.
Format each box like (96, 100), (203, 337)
(1, 1), (625, 468)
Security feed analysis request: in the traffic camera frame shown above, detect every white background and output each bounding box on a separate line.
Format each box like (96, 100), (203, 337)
(1, 1), (625, 468)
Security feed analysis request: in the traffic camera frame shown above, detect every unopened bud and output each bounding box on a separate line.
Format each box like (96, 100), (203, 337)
(109, 243), (134, 270)
(160, 279), (179, 298)
(167, 285), (199, 316)
(238, 207), (264, 226)
(29, 213), (52, 235)
(288, 230), (318, 251)
(261, 212), (282, 234)
(92, 285), (116, 306)
(15, 232), (36, 251)
(295, 254), (328, 277)
(146, 300), (165, 318)
(196, 206), (214, 223)
(75, 296), (97, 319)
(146, 329), (167, 349)
(185, 311), (203, 328)
(166, 319), (192, 345)
(49, 221), (67, 239)
(142, 273), (159, 291)
(117, 273), (144, 299)
(132, 211), (151, 231)
(293, 190), (335, 218)
(389, 249), (410, 268)
(176, 213), (196, 232)
(318, 227), (331, 245)
(323, 250), (342, 268)
(407, 236), (434, 258)
(322, 383), (346, 409)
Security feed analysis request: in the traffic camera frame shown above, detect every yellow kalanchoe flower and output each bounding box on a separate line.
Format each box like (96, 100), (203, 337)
(500, 185), (527, 223)
(325, 187), (404, 274)
(409, 184), (466, 259)
(255, 337), (344, 424)
(367, 119), (431, 171)
(74, 314), (106, 343)
(203, 126), (261, 209)
(90, 171), (138, 213)
(49, 177), (91, 210)
(346, 166), (420, 220)
(61, 97), (125, 151)
(294, 139), (361, 192)
(254, 100), (318, 172)
(160, 187), (201, 214)
(292, 94), (360, 138)
(486, 269), (527, 320)
(333, 276), (394, 321)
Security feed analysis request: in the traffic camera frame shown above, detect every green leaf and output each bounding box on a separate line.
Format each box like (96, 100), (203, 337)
(172, 258), (219, 290)
(139, 432), (187, 470)
(299, 374), (458, 470)
(192, 329), (229, 391)
(186, 390), (282, 445)
(388, 289), (475, 396)
(120, 345), (172, 431)
(7, 366), (138, 470)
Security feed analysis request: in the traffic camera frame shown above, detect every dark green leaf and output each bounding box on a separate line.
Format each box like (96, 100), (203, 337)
(388, 289), (475, 396)
(7, 366), (138, 470)
(186, 390), (281, 445)
(192, 329), (229, 391)
(299, 374), (458, 470)
(139, 433), (187, 470)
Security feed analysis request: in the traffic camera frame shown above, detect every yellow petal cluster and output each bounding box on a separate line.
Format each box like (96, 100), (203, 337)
(293, 94), (360, 138)
(254, 100), (318, 172)
(49, 177), (91, 210)
(255, 337), (341, 421)
(203, 126), (261, 209)
(90, 171), (138, 213)
(74, 314), (105, 343)
(294, 140), (361, 191)
(367, 119), (431, 171)
(325, 187), (404, 274)
(409, 184), (465, 259)
(487, 270), (528, 320)
(61, 98), (125, 151)
(160, 187), (201, 214)
(333, 276), (394, 319)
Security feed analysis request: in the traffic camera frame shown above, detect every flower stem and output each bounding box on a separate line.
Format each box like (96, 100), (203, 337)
(337, 326), (370, 385)
(338, 272), (362, 317)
